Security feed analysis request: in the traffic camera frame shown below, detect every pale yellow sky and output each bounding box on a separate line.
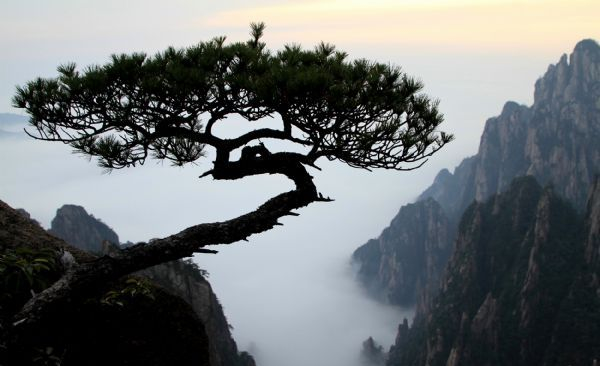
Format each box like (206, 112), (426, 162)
(1, 0), (598, 115)
(2, 4), (599, 366)
(203, 0), (599, 51)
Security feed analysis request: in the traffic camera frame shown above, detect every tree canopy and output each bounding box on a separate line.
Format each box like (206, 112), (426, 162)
(14, 23), (450, 175)
(10, 23), (451, 338)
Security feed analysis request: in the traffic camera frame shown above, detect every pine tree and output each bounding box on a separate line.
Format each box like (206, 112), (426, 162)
(11, 23), (451, 340)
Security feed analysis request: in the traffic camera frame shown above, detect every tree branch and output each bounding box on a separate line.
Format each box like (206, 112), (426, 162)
(11, 150), (320, 335)
(224, 128), (310, 150)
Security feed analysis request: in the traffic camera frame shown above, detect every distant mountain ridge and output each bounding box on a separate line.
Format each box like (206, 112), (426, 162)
(49, 205), (120, 253)
(352, 198), (452, 306)
(0, 113), (28, 133)
(421, 38), (600, 213)
(0, 113), (27, 123)
(352, 39), (600, 310)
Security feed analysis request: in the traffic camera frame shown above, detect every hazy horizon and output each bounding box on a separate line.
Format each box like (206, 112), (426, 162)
(1, 1), (599, 365)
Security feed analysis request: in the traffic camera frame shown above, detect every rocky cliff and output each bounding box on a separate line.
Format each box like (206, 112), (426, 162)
(353, 39), (600, 309)
(352, 199), (452, 306)
(46, 204), (255, 366)
(387, 177), (600, 366)
(138, 261), (255, 366)
(49, 204), (119, 253)
(0, 200), (211, 366)
(48, 201), (246, 364)
(420, 39), (600, 214)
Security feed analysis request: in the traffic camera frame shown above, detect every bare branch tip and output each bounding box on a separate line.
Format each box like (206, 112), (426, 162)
(199, 170), (214, 178)
(195, 248), (219, 254)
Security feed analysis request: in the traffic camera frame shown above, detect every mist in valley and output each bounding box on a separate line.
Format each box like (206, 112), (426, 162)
(0, 125), (417, 366)
(0, 46), (556, 365)
(2, 2), (595, 363)
(199, 239), (411, 366)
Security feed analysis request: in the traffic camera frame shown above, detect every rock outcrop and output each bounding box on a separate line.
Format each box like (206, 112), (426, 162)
(352, 199), (452, 306)
(46, 204), (255, 366)
(0, 200), (210, 366)
(0, 201), (92, 262)
(353, 39), (600, 309)
(420, 39), (600, 214)
(417, 156), (476, 218)
(139, 261), (255, 366)
(1, 201), (254, 366)
(49, 205), (119, 253)
(387, 177), (600, 366)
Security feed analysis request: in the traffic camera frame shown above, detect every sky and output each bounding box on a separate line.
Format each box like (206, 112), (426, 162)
(1, 1), (599, 365)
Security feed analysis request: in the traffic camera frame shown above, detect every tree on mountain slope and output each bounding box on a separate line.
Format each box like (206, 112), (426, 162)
(10, 23), (451, 343)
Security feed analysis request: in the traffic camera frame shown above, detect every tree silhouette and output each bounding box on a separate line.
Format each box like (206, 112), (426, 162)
(11, 23), (451, 331)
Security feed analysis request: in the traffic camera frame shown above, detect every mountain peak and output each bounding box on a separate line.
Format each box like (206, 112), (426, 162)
(57, 204), (88, 215)
(574, 39), (600, 54)
(534, 38), (600, 105)
(500, 101), (523, 116)
(49, 204), (119, 253)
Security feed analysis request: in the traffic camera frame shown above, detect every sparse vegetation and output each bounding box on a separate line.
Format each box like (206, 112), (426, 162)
(100, 277), (155, 307)
(10, 23), (450, 361)
(0, 246), (59, 312)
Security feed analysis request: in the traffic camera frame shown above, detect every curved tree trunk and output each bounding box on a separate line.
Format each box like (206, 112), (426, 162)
(10, 151), (329, 346)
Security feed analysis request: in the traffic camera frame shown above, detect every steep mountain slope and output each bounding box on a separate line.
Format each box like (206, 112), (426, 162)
(352, 39), (600, 308)
(138, 261), (255, 366)
(421, 39), (600, 214)
(352, 199), (452, 306)
(47, 204), (255, 366)
(49, 205), (119, 253)
(0, 200), (210, 366)
(50, 205), (254, 366)
(388, 177), (599, 366)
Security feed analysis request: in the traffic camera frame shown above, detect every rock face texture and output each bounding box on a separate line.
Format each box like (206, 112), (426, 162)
(421, 39), (600, 214)
(417, 157), (477, 218)
(352, 39), (600, 310)
(387, 177), (600, 366)
(139, 261), (255, 366)
(49, 205), (119, 253)
(370, 39), (600, 366)
(0, 201), (92, 262)
(45, 204), (255, 366)
(352, 199), (452, 306)
(0, 200), (210, 366)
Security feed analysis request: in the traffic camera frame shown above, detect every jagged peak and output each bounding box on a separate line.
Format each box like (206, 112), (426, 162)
(570, 38), (600, 69)
(500, 100), (525, 116)
(558, 53), (569, 66)
(54, 204), (107, 224)
(534, 38), (600, 104)
(574, 39), (600, 54)
(50, 203), (119, 252)
(56, 204), (88, 214)
(479, 101), (528, 135)
(432, 168), (451, 184)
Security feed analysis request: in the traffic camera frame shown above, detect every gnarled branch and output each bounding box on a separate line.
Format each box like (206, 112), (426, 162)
(12, 149), (319, 333)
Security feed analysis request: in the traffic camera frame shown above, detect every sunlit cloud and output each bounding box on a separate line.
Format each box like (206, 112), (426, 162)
(202, 0), (600, 51)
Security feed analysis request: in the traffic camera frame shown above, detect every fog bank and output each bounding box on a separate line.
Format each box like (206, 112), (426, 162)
(198, 225), (412, 366)
(0, 126), (416, 365)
